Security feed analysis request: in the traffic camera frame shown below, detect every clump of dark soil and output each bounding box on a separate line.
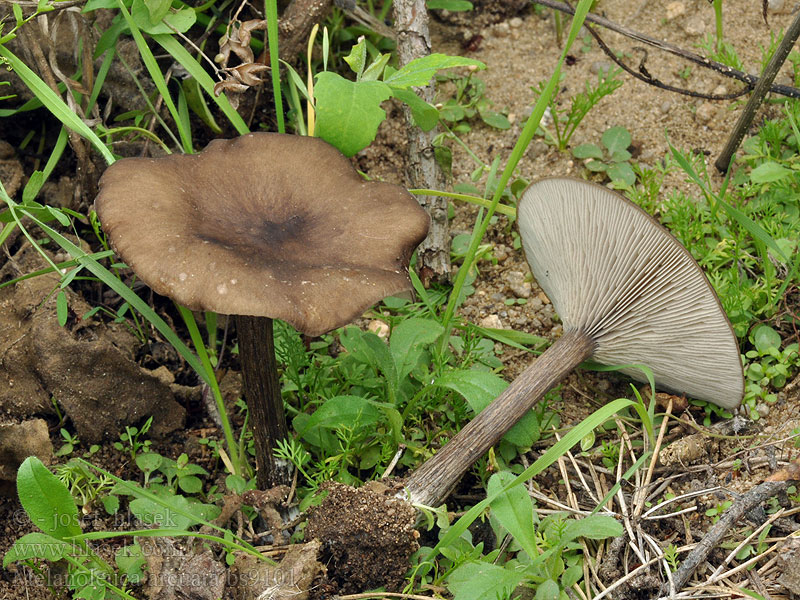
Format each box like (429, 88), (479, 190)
(305, 481), (419, 595)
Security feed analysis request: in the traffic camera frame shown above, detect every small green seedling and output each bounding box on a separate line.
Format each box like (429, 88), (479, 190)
(535, 67), (624, 151)
(572, 125), (637, 187)
(742, 324), (800, 419)
(113, 417), (153, 461)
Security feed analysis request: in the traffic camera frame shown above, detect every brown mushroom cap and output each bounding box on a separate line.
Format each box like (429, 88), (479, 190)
(518, 177), (744, 409)
(95, 133), (430, 336)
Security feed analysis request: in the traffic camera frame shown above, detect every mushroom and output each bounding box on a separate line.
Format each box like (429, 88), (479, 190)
(95, 132), (430, 488)
(403, 177), (744, 507)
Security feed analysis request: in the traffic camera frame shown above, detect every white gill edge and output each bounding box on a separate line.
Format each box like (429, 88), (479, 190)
(518, 178), (744, 410)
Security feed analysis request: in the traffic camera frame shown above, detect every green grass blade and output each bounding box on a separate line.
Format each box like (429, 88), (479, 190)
(114, 0), (194, 152)
(265, 0), (285, 133)
(0, 45), (114, 164)
(153, 34), (249, 134)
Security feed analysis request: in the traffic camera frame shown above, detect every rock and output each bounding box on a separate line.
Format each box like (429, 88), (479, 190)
(768, 0), (787, 12)
(509, 17), (523, 28)
(756, 402), (770, 418)
(695, 101), (717, 124)
(659, 100), (672, 115)
(0, 419), (53, 494)
(505, 270), (532, 298)
(0, 244), (185, 443)
(683, 18), (706, 36)
(590, 61), (614, 76)
(479, 314), (504, 329)
(493, 22), (510, 38)
(712, 85), (728, 96)
(665, 1), (685, 20)
(367, 319), (389, 339)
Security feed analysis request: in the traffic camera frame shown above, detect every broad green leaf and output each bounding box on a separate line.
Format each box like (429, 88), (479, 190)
(428, 0), (473, 10)
(433, 370), (541, 446)
(601, 126), (630, 154)
(488, 471), (538, 559)
(3, 533), (71, 566)
(607, 162), (636, 186)
(101, 494), (120, 515)
(561, 514), (622, 543)
(135, 452), (163, 473)
(750, 161), (792, 184)
(585, 159), (607, 172)
(535, 579), (561, 600)
(447, 561), (527, 600)
(390, 88), (439, 130)
(56, 291), (68, 326)
(297, 396), (381, 447)
(129, 493), (219, 530)
(314, 72), (391, 156)
(340, 327), (398, 387)
(752, 324), (781, 353)
(83, 0), (117, 11)
(572, 143), (603, 159)
(144, 0), (171, 22)
(384, 54), (485, 89)
(362, 53), (392, 82)
(116, 544), (146, 583)
(131, 0), (196, 34)
(16, 457), (82, 540)
(390, 317), (444, 381)
(479, 109), (511, 130)
(344, 37), (367, 80)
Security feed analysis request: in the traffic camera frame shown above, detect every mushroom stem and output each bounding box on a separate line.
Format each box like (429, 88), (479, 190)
(235, 315), (292, 489)
(403, 328), (595, 507)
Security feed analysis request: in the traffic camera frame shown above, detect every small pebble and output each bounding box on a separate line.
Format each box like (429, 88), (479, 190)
(493, 22), (510, 38)
(695, 101), (716, 124)
(665, 1), (686, 20)
(0, 140), (14, 159)
(479, 314), (504, 329)
(768, 0), (786, 12)
(505, 270), (532, 298)
(756, 403), (770, 418)
(683, 18), (706, 36)
(659, 100), (672, 115)
(493, 245), (509, 262)
(712, 85), (728, 96)
(368, 320), (389, 339)
(509, 17), (523, 29)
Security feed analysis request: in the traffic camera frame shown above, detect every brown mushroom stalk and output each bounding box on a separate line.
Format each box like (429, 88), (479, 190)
(403, 177), (744, 508)
(95, 133), (429, 490)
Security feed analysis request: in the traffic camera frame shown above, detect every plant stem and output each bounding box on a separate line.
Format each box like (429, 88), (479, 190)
(178, 306), (242, 475)
(405, 329), (595, 507)
(236, 315), (292, 488)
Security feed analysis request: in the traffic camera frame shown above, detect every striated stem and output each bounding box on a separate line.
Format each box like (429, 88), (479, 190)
(404, 329), (595, 507)
(236, 315), (292, 488)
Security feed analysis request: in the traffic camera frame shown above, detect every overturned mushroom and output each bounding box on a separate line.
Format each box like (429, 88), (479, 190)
(404, 177), (744, 507)
(95, 133), (430, 488)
